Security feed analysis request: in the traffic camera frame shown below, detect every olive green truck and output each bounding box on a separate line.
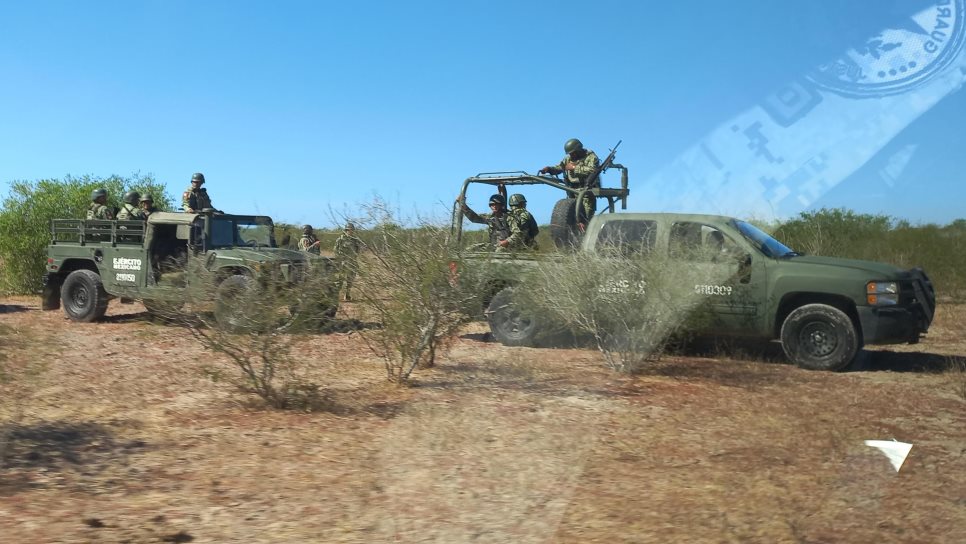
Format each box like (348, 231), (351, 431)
(472, 212), (936, 371)
(41, 212), (339, 325)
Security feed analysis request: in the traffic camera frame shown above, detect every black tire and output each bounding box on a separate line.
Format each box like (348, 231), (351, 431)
(486, 287), (542, 347)
(214, 274), (255, 331)
(549, 198), (580, 249)
(61, 269), (109, 323)
(780, 304), (860, 371)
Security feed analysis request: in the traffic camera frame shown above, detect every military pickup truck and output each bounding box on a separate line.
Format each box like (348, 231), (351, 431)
(469, 212), (936, 371)
(41, 211), (339, 325)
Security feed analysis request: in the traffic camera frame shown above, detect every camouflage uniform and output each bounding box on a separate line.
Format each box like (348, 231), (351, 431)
(116, 202), (145, 220)
(505, 207), (538, 250)
(334, 230), (362, 301)
(87, 201), (114, 220)
(462, 207), (511, 249)
(545, 149), (600, 219)
(182, 186), (213, 212)
(298, 233), (321, 254)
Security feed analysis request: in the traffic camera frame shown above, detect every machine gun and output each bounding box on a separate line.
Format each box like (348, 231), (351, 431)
(583, 140), (622, 189)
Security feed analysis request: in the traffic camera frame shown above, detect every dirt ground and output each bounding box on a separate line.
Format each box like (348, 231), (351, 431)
(0, 296), (964, 544)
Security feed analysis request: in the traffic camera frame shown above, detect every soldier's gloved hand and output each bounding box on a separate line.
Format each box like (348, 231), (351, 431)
(538, 167), (550, 175)
(498, 239), (509, 248)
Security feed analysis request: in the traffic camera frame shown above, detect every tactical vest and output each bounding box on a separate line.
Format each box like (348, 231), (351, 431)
(488, 215), (510, 244)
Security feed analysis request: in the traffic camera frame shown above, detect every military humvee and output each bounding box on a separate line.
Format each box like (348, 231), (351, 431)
(41, 211), (339, 324)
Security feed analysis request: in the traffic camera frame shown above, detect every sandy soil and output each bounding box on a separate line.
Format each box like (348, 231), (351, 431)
(1, 296), (964, 543)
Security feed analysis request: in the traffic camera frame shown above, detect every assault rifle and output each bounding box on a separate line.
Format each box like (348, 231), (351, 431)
(584, 139), (622, 189)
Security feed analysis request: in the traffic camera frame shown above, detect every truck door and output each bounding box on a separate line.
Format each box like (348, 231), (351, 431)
(668, 221), (765, 334)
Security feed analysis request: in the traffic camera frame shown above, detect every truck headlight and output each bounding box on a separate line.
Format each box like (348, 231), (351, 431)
(867, 281), (898, 305)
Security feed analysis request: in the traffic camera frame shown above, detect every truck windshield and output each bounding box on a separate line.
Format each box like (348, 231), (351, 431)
(733, 220), (797, 258)
(209, 216), (276, 249)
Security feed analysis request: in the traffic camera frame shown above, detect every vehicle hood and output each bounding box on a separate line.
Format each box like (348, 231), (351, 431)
(787, 255), (906, 277)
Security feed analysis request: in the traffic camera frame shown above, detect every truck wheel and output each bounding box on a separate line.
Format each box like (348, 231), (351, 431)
(214, 274), (255, 331)
(549, 198), (580, 249)
(486, 287), (541, 347)
(780, 304), (859, 371)
(61, 269), (109, 323)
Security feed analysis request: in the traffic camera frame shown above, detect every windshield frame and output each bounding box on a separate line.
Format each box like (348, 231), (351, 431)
(208, 215), (277, 249)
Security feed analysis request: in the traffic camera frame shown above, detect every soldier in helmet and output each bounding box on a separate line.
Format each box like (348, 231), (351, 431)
(458, 193), (512, 250)
(334, 223), (363, 301)
(298, 224), (321, 254)
(503, 193), (539, 250)
(139, 194), (157, 217)
(87, 188), (114, 220)
(117, 190), (145, 220)
(182, 172), (217, 213)
(538, 138), (601, 229)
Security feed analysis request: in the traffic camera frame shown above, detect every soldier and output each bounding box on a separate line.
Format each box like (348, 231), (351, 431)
(334, 222), (362, 301)
(502, 193), (539, 250)
(539, 138), (600, 230)
(298, 224), (321, 254)
(182, 172), (216, 213)
(117, 191), (145, 220)
(139, 194), (157, 217)
(87, 188), (114, 220)
(458, 193), (511, 250)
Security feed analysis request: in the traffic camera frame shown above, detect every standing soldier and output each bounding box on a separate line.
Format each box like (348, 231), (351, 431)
(458, 193), (511, 250)
(117, 191), (145, 220)
(334, 223), (362, 301)
(182, 172), (216, 213)
(502, 193), (539, 250)
(139, 194), (157, 217)
(539, 138), (600, 230)
(87, 188), (114, 219)
(298, 224), (321, 254)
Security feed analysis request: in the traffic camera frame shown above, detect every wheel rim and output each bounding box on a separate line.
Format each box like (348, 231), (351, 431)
(799, 321), (837, 358)
(70, 285), (89, 311)
(496, 307), (532, 338)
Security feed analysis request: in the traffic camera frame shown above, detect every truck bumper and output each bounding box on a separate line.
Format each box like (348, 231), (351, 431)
(857, 305), (928, 345)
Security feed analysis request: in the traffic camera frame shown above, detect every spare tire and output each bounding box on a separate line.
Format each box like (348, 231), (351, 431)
(549, 198), (580, 249)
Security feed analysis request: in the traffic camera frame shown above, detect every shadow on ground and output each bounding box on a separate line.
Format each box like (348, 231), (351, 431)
(0, 304), (30, 314)
(0, 421), (149, 495)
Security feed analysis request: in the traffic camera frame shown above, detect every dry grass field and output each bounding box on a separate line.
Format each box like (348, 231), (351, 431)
(1, 296), (964, 543)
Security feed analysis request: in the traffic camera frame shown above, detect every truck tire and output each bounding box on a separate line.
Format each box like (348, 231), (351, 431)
(549, 198), (580, 249)
(486, 287), (542, 347)
(61, 269), (109, 323)
(780, 304), (859, 371)
(214, 274), (255, 331)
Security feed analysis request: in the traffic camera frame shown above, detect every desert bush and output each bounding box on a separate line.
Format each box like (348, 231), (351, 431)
(520, 250), (712, 373)
(352, 201), (487, 383)
(0, 174), (173, 295)
(159, 256), (336, 410)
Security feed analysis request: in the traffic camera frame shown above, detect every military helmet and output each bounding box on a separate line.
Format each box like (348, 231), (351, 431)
(564, 138), (583, 154)
(191, 172), (206, 184)
(91, 188), (107, 201)
(345, 222), (355, 231)
(488, 194), (506, 206)
(139, 194), (154, 203)
(302, 224), (313, 234)
(123, 190), (140, 205)
(508, 194), (527, 207)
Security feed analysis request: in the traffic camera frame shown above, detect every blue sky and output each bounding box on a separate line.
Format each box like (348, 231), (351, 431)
(1, 0), (963, 227)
